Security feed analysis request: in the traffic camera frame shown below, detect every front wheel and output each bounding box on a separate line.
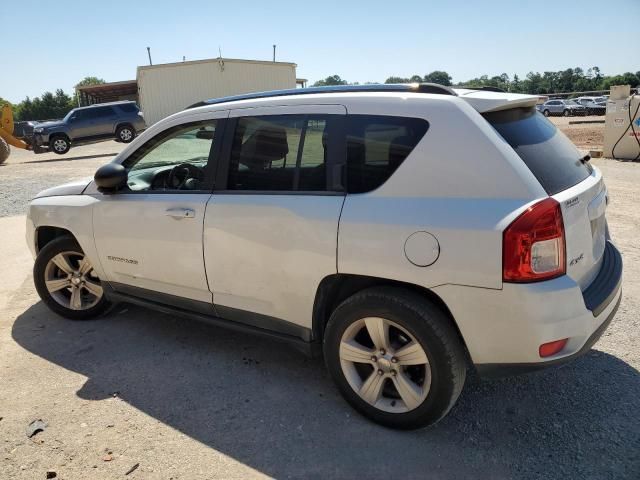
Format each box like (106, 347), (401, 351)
(33, 236), (110, 320)
(49, 136), (70, 154)
(563, 109), (570, 117)
(323, 287), (466, 429)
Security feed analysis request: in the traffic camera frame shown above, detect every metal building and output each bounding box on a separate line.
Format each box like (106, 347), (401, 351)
(137, 58), (298, 125)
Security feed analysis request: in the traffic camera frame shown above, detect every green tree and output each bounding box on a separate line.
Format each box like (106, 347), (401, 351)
(423, 71), (452, 86)
(0, 96), (12, 108)
(75, 76), (106, 89)
(14, 89), (75, 121)
(599, 72), (640, 90)
(384, 76), (410, 84)
(510, 74), (521, 92)
(313, 75), (348, 87)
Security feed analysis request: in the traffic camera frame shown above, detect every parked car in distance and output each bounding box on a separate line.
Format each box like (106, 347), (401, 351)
(538, 99), (588, 117)
(26, 84), (622, 429)
(573, 96), (607, 115)
(32, 101), (146, 155)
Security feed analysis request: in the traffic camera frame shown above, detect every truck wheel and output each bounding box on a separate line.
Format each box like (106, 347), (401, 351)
(50, 136), (70, 155)
(0, 137), (9, 164)
(323, 287), (467, 429)
(116, 125), (135, 143)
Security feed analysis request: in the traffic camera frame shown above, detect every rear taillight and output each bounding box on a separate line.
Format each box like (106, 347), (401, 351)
(503, 198), (565, 282)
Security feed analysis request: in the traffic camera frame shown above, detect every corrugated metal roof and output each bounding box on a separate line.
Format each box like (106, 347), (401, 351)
(137, 57), (297, 72)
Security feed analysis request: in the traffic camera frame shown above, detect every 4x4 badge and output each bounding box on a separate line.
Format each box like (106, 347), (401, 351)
(569, 253), (584, 266)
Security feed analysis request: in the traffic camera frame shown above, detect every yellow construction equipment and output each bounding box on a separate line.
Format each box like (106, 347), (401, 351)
(0, 104), (31, 164)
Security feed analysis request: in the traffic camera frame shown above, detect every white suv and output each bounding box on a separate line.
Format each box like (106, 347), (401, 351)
(27, 84), (623, 429)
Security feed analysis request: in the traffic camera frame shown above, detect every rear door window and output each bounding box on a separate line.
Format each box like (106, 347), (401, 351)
(92, 106), (116, 118)
(226, 115), (332, 192)
(345, 115), (429, 193)
(484, 107), (592, 195)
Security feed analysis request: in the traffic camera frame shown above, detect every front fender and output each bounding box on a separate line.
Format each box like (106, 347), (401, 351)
(27, 195), (105, 279)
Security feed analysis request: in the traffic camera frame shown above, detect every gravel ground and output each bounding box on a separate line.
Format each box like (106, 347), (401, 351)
(0, 142), (124, 217)
(0, 132), (638, 479)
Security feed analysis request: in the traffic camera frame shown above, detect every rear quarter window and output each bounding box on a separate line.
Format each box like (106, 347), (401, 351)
(484, 107), (592, 195)
(346, 115), (429, 193)
(118, 103), (139, 113)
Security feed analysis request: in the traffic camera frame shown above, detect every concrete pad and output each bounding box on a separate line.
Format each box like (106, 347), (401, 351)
(0, 215), (31, 312)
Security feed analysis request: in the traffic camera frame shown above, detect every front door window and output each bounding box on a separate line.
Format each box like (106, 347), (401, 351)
(124, 121), (218, 192)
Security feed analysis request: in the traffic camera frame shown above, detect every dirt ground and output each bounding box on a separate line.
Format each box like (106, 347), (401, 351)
(549, 115), (605, 150)
(0, 126), (638, 479)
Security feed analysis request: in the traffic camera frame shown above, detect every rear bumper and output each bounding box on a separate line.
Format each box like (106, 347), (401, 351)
(582, 241), (623, 316)
(476, 292), (621, 377)
(433, 241), (623, 374)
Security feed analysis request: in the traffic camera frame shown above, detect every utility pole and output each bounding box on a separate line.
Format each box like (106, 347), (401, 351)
(273, 44), (276, 62)
(147, 47), (153, 66)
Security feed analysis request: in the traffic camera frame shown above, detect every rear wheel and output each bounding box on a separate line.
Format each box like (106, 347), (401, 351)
(116, 125), (135, 143)
(543, 109), (550, 117)
(323, 287), (466, 429)
(33, 236), (110, 320)
(49, 136), (70, 154)
(0, 137), (9, 164)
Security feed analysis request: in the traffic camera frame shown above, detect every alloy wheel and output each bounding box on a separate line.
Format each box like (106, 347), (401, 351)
(53, 139), (68, 152)
(119, 128), (133, 141)
(44, 250), (103, 310)
(339, 317), (431, 413)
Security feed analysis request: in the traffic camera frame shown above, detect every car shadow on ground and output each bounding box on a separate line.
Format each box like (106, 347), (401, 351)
(12, 301), (640, 479)
(21, 153), (118, 164)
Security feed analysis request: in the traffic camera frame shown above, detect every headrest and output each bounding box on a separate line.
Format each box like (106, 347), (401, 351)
(240, 124), (289, 170)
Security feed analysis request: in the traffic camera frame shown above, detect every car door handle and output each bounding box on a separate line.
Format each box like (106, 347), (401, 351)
(165, 208), (195, 219)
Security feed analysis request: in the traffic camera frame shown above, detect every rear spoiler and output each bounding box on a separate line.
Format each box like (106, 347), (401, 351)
(453, 89), (539, 113)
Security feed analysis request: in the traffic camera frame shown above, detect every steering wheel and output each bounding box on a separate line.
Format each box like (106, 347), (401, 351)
(167, 163), (204, 190)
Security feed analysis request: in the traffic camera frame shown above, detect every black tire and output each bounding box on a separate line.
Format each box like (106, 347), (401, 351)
(563, 109), (570, 117)
(543, 109), (550, 117)
(116, 124), (135, 143)
(33, 236), (110, 320)
(323, 287), (466, 430)
(0, 137), (9, 164)
(49, 135), (70, 155)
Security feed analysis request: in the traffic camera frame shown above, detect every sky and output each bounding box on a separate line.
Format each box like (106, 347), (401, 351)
(2, 0), (638, 103)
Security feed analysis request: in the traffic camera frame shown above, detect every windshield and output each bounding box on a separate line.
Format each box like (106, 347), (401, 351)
(594, 97), (606, 103)
(484, 107), (592, 195)
(564, 100), (579, 105)
(63, 110), (76, 122)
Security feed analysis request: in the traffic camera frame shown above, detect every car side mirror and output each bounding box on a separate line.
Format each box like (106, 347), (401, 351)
(95, 163), (127, 193)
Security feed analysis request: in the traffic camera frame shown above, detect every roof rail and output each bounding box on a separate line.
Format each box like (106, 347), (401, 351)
(187, 83), (457, 109)
(461, 86), (507, 93)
